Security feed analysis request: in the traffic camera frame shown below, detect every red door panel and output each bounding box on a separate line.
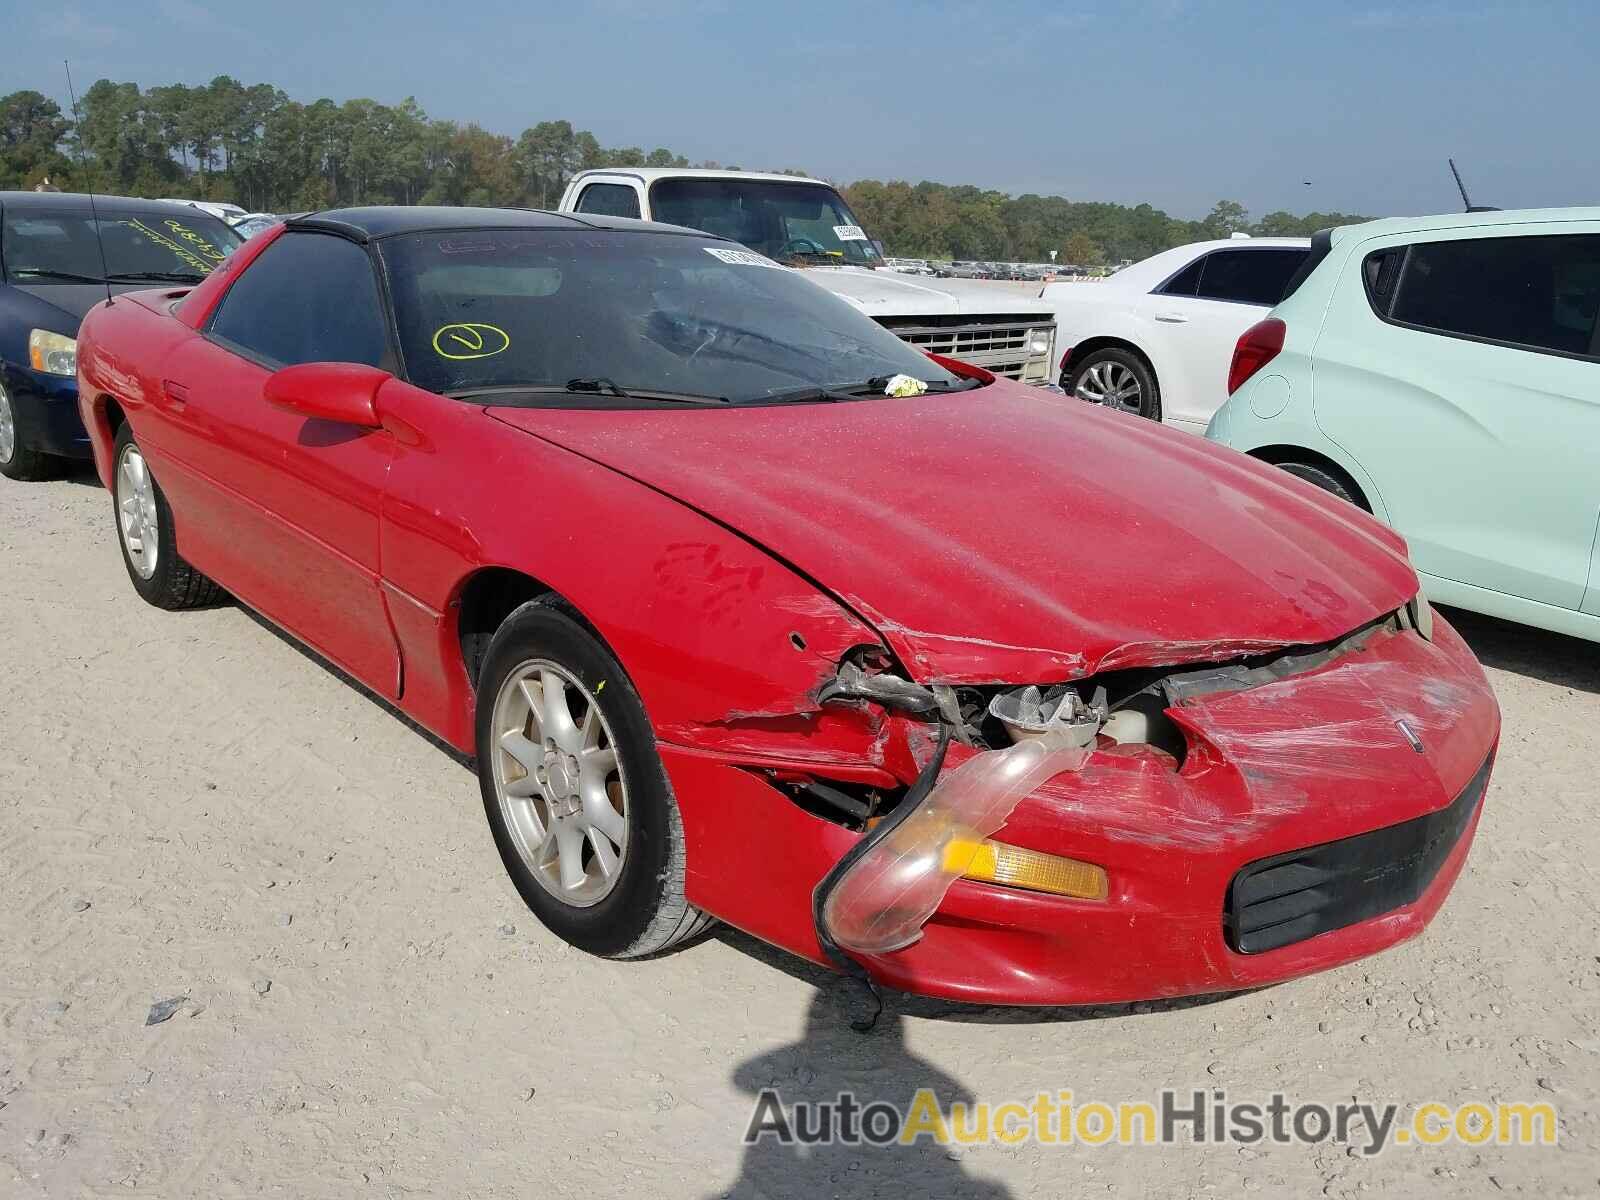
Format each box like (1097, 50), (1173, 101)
(141, 334), (402, 696)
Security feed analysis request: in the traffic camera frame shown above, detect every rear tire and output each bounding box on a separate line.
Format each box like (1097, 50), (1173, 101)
(476, 601), (712, 958)
(1275, 460), (1368, 511)
(1065, 347), (1162, 421)
(112, 425), (225, 610)
(0, 382), (64, 482)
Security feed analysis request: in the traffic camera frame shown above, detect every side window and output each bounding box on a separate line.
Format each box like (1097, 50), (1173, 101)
(1194, 249), (1310, 305)
(1157, 255), (1206, 297)
(209, 232), (388, 368)
(575, 183), (641, 220)
(1385, 233), (1600, 358)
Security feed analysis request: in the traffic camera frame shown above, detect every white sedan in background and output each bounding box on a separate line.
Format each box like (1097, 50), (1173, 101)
(1040, 236), (1310, 433)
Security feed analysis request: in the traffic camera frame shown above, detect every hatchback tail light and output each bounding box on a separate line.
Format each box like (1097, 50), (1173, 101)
(1228, 318), (1286, 395)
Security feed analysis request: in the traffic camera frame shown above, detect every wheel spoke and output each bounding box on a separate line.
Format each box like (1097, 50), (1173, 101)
(586, 828), (620, 880)
(581, 777), (626, 843)
(582, 745), (617, 774)
(500, 729), (542, 774)
(540, 669), (581, 751)
(554, 822), (587, 892)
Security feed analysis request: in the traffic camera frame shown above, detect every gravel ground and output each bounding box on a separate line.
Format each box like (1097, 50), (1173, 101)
(1, 465), (1596, 1198)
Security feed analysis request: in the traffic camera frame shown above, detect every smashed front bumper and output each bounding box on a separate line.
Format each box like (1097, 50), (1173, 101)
(661, 610), (1499, 1006)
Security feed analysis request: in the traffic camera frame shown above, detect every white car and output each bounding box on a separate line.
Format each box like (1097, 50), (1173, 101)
(558, 169), (1058, 384)
(160, 199), (249, 225)
(1041, 236), (1310, 433)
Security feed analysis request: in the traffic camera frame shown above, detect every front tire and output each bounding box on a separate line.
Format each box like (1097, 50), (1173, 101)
(112, 425), (224, 609)
(476, 601), (711, 958)
(1065, 347), (1162, 421)
(0, 381), (64, 482)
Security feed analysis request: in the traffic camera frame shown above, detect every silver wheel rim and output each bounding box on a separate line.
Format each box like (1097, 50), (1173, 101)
(116, 444), (160, 580)
(0, 385), (15, 464)
(490, 659), (628, 908)
(1074, 360), (1144, 414)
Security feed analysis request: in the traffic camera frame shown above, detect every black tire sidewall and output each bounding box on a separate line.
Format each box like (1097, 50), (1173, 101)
(111, 425), (182, 605)
(1278, 461), (1363, 509)
(1066, 348), (1161, 421)
(475, 603), (676, 957)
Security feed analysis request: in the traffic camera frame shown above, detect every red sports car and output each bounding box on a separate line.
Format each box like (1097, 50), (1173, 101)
(76, 207), (1499, 1007)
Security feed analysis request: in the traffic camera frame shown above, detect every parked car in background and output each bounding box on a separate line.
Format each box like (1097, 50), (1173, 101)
(74, 205), (1498, 1006)
(162, 199), (249, 225)
(230, 212), (281, 239)
(559, 169), (1057, 383)
(0, 191), (239, 480)
(1209, 209), (1600, 644)
(1041, 236), (1310, 432)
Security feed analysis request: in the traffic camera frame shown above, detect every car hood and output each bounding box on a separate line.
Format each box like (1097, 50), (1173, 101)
(489, 384), (1419, 684)
(5, 282), (157, 328)
(803, 266), (1055, 319)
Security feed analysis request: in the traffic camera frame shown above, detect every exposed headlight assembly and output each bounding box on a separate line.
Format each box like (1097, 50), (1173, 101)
(1027, 329), (1053, 357)
(28, 329), (78, 377)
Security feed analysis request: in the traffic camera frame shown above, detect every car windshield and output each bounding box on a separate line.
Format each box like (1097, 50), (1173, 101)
(1, 208), (241, 282)
(379, 228), (963, 403)
(647, 178), (882, 267)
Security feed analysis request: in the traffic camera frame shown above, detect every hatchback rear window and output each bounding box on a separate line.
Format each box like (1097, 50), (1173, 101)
(1380, 233), (1600, 359)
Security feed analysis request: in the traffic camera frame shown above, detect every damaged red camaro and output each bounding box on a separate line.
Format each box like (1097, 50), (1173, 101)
(76, 207), (1500, 1006)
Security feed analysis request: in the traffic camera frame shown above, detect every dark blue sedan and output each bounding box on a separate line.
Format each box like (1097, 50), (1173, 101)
(0, 192), (241, 479)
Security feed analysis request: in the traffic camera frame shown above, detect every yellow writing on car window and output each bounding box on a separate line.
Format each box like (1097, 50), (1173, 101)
(433, 322), (511, 360)
(118, 219), (219, 275)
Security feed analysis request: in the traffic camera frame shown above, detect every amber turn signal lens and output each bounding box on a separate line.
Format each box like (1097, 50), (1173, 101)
(944, 838), (1108, 900)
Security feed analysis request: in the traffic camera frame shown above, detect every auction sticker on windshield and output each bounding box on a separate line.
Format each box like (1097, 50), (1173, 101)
(833, 224), (867, 241)
(703, 247), (783, 269)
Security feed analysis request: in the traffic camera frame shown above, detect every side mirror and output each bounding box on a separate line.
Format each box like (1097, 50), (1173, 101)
(264, 362), (389, 428)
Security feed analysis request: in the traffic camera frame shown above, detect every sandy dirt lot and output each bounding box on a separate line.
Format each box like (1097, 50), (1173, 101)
(2, 465), (1596, 1198)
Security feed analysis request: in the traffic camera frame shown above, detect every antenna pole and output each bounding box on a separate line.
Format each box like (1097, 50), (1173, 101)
(1448, 157), (1472, 212)
(63, 60), (115, 308)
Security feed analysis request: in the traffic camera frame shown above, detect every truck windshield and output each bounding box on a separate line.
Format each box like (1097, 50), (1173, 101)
(648, 178), (882, 267)
(380, 228), (962, 403)
(1, 209), (240, 282)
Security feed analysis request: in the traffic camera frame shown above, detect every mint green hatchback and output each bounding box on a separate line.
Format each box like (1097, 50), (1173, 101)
(1207, 208), (1600, 643)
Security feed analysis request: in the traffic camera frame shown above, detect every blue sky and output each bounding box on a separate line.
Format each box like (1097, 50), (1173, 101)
(6, 0), (1594, 218)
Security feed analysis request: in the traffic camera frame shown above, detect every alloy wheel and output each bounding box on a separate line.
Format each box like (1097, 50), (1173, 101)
(0, 385), (15, 465)
(490, 659), (628, 907)
(116, 444), (161, 579)
(1074, 360), (1144, 414)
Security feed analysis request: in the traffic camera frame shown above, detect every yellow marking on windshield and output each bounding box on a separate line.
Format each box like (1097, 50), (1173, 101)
(432, 322), (511, 360)
(118, 218), (222, 275)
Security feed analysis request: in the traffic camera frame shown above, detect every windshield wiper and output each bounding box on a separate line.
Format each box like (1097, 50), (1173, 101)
(448, 383), (729, 406)
(565, 377), (631, 398)
(742, 385), (860, 406)
(105, 270), (205, 284)
(9, 268), (106, 283)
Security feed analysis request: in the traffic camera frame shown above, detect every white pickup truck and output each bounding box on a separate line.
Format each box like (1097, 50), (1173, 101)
(558, 168), (1057, 384)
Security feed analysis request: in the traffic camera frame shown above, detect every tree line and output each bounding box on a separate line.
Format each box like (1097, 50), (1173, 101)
(1, 77), (1367, 265)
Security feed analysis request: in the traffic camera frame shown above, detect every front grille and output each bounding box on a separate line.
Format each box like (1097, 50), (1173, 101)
(1224, 753), (1492, 954)
(875, 314), (1051, 382)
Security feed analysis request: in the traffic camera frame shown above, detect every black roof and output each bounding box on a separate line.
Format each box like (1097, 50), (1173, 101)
(0, 191), (230, 219)
(286, 205), (719, 243)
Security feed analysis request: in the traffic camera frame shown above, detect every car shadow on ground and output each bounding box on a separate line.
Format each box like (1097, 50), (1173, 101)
(1440, 605), (1598, 695)
(718, 985), (1016, 1199)
(709, 925), (1247, 1027)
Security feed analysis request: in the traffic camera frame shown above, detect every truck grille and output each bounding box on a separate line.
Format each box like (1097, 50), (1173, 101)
(875, 314), (1053, 383)
(1224, 753), (1492, 954)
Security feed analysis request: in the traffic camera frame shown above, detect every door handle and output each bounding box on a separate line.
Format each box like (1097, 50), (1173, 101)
(160, 380), (190, 411)
(1154, 312), (1188, 323)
